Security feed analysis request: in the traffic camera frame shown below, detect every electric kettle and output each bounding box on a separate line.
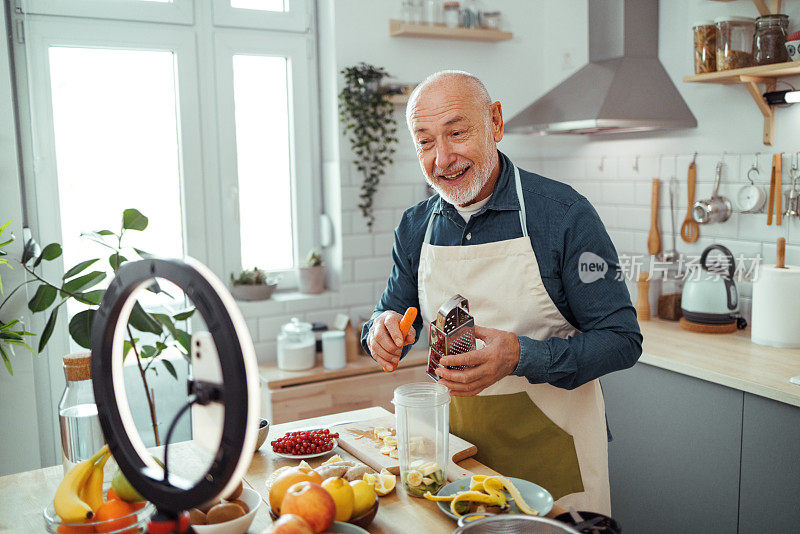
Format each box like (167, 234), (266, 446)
(681, 244), (740, 325)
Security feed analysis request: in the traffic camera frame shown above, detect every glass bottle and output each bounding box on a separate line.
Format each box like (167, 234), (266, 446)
(58, 353), (105, 475)
(393, 383), (450, 497)
(754, 14), (789, 65)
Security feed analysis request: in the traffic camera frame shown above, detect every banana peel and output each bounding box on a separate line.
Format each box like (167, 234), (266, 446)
(424, 474), (540, 517)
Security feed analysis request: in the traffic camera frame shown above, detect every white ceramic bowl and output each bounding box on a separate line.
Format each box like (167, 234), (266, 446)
(192, 486), (261, 534)
(786, 39), (800, 61)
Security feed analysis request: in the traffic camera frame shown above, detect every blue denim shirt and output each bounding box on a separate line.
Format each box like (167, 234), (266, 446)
(360, 151), (642, 390)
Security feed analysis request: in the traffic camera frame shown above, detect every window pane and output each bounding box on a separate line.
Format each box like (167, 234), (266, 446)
(232, 55), (293, 271)
(231, 0), (286, 11)
(48, 47), (184, 278)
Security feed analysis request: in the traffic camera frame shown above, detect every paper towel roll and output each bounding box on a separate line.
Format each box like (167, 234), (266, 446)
(751, 264), (800, 348)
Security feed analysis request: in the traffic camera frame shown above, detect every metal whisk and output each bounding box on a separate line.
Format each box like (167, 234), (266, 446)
(785, 153), (800, 219)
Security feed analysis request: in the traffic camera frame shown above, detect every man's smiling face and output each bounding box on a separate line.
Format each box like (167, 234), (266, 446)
(408, 79), (503, 206)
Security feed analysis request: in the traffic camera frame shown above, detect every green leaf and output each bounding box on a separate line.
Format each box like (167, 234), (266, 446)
(68, 309), (95, 349)
(172, 309), (195, 321)
(0, 237), (14, 248)
(0, 320), (19, 331)
(28, 285), (57, 312)
(33, 243), (62, 268)
(140, 345), (157, 358)
(123, 340), (133, 360)
(62, 271), (106, 296)
(74, 289), (105, 306)
(0, 220), (11, 235)
(109, 254), (127, 271)
(63, 258), (99, 280)
(96, 230), (115, 236)
(156, 341), (168, 351)
(80, 231), (117, 251)
(122, 209), (148, 231)
(0, 345), (12, 375)
(162, 359), (177, 379)
(174, 329), (191, 354)
(134, 248), (155, 259)
(128, 302), (162, 334)
(38, 307), (58, 352)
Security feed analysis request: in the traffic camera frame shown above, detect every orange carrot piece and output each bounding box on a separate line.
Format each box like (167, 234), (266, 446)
(399, 307), (417, 338)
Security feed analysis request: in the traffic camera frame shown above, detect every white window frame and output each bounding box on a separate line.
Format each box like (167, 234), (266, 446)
(214, 28), (318, 288)
(211, 0), (310, 32)
(19, 0), (195, 25)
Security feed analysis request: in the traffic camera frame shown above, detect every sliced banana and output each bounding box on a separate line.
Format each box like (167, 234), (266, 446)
(373, 426), (388, 437)
(422, 477), (433, 485)
(389, 449), (399, 459)
(408, 459), (426, 470)
(382, 435), (397, 446)
(379, 445), (396, 455)
(406, 470), (423, 486)
(376, 430), (393, 440)
(420, 462), (440, 476)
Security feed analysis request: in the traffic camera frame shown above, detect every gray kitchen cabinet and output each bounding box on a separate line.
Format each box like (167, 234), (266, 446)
(601, 363), (743, 534)
(738, 393), (800, 533)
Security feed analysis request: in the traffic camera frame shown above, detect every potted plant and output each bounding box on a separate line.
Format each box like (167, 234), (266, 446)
(298, 249), (325, 294)
(229, 267), (279, 301)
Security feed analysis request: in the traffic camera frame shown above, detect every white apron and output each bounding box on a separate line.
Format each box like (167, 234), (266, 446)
(417, 165), (611, 514)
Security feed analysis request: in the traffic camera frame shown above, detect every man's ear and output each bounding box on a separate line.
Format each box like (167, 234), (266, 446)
(490, 101), (504, 142)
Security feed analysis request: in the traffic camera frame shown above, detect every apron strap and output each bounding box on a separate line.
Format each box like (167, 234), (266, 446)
(423, 164), (528, 244)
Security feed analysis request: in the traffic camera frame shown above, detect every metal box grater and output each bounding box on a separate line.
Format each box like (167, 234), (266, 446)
(428, 294), (475, 380)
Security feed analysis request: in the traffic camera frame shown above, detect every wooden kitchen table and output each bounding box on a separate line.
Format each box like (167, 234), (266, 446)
(0, 406), (565, 533)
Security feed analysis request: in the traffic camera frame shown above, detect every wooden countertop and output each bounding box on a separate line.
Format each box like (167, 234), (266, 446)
(638, 319), (800, 408)
(259, 349), (428, 389)
(1, 407), (564, 533)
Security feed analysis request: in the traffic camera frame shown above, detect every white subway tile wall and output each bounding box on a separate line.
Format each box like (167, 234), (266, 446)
(238, 151), (796, 363)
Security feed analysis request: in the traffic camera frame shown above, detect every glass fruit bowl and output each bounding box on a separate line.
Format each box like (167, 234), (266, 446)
(43, 500), (155, 533)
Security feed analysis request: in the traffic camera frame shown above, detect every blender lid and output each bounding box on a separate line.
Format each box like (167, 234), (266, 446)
(91, 257), (260, 516)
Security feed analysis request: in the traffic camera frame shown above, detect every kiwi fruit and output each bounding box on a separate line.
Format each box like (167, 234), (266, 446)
(229, 498), (249, 514)
(224, 480), (243, 501)
(188, 508), (207, 525)
(206, 502), (246, 524)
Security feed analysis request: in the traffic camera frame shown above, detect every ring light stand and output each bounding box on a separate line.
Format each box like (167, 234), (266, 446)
(90, 258), (260, 533)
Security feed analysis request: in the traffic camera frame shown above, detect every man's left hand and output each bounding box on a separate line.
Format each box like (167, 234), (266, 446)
(436, 326), (520, 396)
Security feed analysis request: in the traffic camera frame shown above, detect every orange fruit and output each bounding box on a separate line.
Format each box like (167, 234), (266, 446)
(93, 499), (136, 534)
(106, 487), (117, 502)
(268, 466), (324, 514)
(57, 525), (95, 533)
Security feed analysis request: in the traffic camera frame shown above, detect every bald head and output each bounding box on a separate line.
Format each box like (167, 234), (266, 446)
(405, 71), (492, 131)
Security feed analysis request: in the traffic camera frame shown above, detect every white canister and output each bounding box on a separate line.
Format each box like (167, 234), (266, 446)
(277, 317), (316, 371)
(751, 264), (800, 348)
(322, 330), (347, 370)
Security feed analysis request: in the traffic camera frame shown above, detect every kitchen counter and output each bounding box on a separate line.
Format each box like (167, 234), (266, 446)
(637, 319), (800, 408)
(0, 407), (565, 533)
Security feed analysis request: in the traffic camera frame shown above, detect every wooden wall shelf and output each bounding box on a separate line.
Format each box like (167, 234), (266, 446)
(708, 0), (785, 17)
(389, 19), (513, 42)
(683, 61), (800, 145)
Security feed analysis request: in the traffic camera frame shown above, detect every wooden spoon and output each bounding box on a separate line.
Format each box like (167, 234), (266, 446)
(777, 237), (786, 268)
(680, 161), (700, 243)
(648, 178), (661, 255)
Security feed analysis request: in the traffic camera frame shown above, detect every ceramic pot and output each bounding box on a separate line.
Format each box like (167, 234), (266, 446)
(298, 265), (325, 294)
(230, 283), (277, 301)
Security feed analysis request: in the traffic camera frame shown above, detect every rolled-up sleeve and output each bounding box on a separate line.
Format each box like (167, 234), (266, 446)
(512, 198), (642, 389)
(360, 224), (423, 360)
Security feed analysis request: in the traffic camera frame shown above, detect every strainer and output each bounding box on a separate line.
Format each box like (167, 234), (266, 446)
(453, 513), (581, 534)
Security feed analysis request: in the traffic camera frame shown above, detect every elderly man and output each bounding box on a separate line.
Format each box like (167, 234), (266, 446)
(360, 71), (641, 514)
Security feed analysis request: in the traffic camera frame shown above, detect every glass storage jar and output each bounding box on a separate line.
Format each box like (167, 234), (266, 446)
(393, 383), (450, 497)
(693, 21), (716, 74)
(443, 1), (460, 28)
(480, 10), (501, 30)
(277, 317), (316, 371)
(58, 353), (106, 475)
(715, 16), (756, 70)
(754, 14), (790, 65)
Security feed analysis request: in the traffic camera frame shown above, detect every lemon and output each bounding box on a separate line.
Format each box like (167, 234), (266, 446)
(364, 472), (396, 496)
(321, 477), (354, 522)
(405, 471), (423, 487)
(349, 480), (376, 517)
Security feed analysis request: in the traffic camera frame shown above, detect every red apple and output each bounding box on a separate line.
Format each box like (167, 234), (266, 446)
(280, 482), (335, 534)
(264, 513), (314, 534)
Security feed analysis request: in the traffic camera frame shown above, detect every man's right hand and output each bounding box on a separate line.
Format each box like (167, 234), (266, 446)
(367, 310), (416, 372)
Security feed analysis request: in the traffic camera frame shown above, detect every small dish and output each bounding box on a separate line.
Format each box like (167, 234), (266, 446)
(254, 418), (270, 452)
(272, 439), (338, 460)
(192, 486), (261, 534)
(433, 476), (553, 521)
(327, 522), (370, 533)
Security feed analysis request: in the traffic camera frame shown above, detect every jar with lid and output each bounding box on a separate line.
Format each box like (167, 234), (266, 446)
(422, 0), (438, 25)
(693, 21), (716, 74)
(715, 16), (756, 70)
(480, 10), (500, 30)
(443, 1), (460, 28)
(277, 317), (316, 371)
(58, 353), (106, 475)
(754, 14), (790, 65)
(393, 383), (450, 497)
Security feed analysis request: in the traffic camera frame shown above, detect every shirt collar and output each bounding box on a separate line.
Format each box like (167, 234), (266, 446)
(433, 150), (520, 215)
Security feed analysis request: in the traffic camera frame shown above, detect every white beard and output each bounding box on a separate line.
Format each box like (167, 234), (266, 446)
(423, 129), (497, 207)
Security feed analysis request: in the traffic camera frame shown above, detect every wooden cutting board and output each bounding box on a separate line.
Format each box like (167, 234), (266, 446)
(330, 408), (477, 482)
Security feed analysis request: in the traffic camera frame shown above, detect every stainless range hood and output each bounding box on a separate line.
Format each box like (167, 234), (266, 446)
(505, 0), (697, 135)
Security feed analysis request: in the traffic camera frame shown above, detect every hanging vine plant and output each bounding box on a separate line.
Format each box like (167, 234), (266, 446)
(338, 63), (398, 230)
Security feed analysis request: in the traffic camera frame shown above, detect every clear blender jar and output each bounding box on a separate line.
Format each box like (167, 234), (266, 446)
(393, 383), (450, 497)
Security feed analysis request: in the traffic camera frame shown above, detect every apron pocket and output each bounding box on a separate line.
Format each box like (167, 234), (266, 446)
(450, 392), (584, 500)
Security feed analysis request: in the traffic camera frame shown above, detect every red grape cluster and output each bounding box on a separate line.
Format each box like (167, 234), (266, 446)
(271, 428), (339, 455)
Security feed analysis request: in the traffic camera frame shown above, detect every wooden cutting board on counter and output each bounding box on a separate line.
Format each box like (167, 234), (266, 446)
(330, 408), (477, 482)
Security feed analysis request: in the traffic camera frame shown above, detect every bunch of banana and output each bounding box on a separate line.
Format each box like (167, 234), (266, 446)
(423, 475), (539, 517)
(54, 445), (111, 523)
